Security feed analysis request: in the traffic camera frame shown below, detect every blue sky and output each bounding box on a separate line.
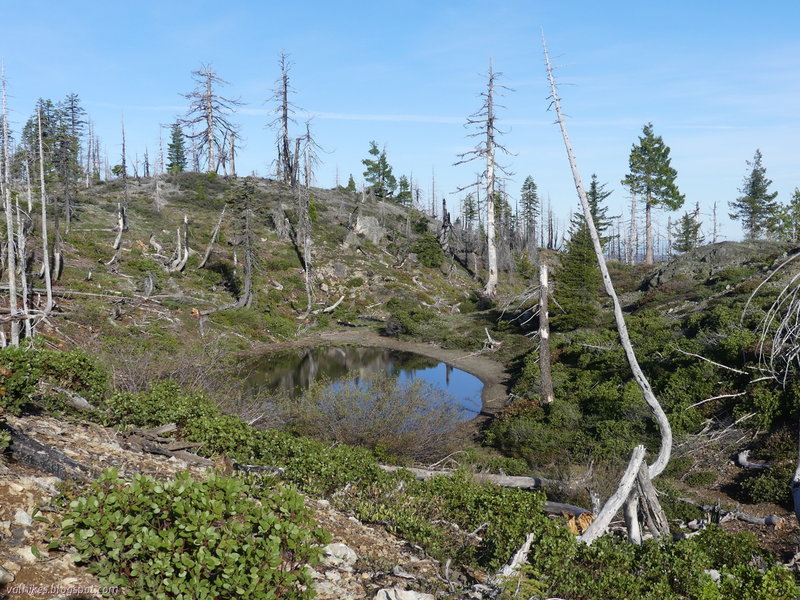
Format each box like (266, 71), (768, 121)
(3, 1), (798, 241)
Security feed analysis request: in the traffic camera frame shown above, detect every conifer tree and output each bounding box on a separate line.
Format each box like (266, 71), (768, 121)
(672, 208), (704, 253)
(775, 189), (800, 243)
(345, 174), (357, 193)
(396, 175), (412, 206)
(519, 175), (540, 251)
(166, 122), (187, 173)
(361, 141), (396, 198)
(729, 149), (779, 239)
(622, 123), (684, 264)
(553, 175), (612, 330)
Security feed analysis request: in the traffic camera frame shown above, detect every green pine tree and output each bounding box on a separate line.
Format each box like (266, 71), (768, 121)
(729, 149), (779, 239)
(167, 122), (188, 174)
(462, 193), (478, 231)
(672, 208), (704, 253)
(396, 175), (412, 206)
(622, 123), (684, 264)
(345, 173), (357, 193)
(519, 175), (540, 248)
(362, 141), (396, 198)
(553, 175), (613, 331)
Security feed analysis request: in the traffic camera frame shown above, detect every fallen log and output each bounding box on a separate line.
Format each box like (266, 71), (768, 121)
(377, 464), (592, 516)
(736, 450), (772, 470)
(677, 497), (784, 527)
(38, 383), (97, 411)
(378, 464), (561, 491)
(5, 424), (92, 481)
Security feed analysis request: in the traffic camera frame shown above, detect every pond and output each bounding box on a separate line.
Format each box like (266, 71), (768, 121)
(246, 345), (484, 419)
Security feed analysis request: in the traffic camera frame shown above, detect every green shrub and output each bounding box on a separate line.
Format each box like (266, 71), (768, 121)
(345, 276), (364, 288)
(0, 348), (109, 414)
(103, 381), (217, 427)
(384, 296), (438, 336)
(684, 471), (718, 487)
(411, 233), (445, 268)
(57, 469), (328, 599)
(739, 465), (793, 507)
(264, 256), (301, 271)
(0, 421), (9, 453)
(525, 526), (799, 600)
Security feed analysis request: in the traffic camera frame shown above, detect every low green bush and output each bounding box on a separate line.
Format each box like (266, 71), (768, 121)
(57, 469), (328, 599)
(684, 471), (718, 487)
(739, 465), (793, 507)
(411, 233), (445, 268)
(0, 348), (109, 414)
(523, 526), (799, 600)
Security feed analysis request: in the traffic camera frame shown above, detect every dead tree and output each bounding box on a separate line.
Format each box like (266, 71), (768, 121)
(455, 60), (512, 298)
(120, 118), (129, 231)
(166, 215), (190, 273)
(200, 180), (255, 315)
(182, 64), (243, 174)
(37, 108), (54, 314)
(15, 196), (32, 339)
(270, 52), (299, 186)
(198, 203), (227, 269)
(538, 263), (554, 404)
(1, 74), (18, 345)
(748, 253), (800, 524)
(297, 182), (314, 317)
(544, 35), (672, 541)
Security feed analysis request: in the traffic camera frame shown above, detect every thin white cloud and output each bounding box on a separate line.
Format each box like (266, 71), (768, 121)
(87, 101), (185, 112)
(308, 111), (462, 124)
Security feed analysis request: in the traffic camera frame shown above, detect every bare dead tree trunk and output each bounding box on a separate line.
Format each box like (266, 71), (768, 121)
(627, 195), (637, 264)
(484, 75), (498, 297)
(539, 263), (554, 404)
(298, 181), (314, 318)
(112, 203), (125, 251)
(580, 445), (645, 544)
(544, 35), (672, 479)
(37, 108), (54, 313)
(167, 215), (189, 273)
(454, 62), (511, 297)
(623, 493), (642, 544)
(15, 196), (31, 340)
(198, 203), (226, 269)
(278, 53), (295, 185)
(2, 73), (18, 345)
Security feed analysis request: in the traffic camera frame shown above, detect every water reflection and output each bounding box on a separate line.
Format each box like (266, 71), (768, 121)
(247, 346), (483, 418)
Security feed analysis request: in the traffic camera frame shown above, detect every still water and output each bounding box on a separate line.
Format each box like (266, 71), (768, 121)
(246, 345), (483, 419)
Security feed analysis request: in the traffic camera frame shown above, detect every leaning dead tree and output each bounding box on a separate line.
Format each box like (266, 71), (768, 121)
(543, 35), (672, 542)
(200, 180), (256, 315)
(748, 252), (800, 524)
(455, 60), (512, 298)
(182, 64), (243, 174)
(198, 203), (227, 269)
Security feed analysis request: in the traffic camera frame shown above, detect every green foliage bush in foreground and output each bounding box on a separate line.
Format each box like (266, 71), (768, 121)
(519, 526), (800, 600)
(90, 380), (800, 597)
(57, 469), (328, 600)
(5, 346), (794, 598)
(0, 348), (109, 414)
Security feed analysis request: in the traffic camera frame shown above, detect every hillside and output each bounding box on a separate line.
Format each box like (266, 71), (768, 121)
(2, 175), (800, 599)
